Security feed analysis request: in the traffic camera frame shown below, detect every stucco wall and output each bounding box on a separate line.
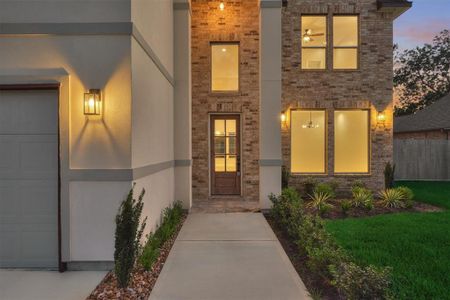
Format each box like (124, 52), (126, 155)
(0, 0), (131, 23)
(282, 0), (395, 194)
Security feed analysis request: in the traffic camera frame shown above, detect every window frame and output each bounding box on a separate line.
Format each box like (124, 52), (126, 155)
(332, 15), (360, 71)
(300, 14), (328, 71)
(210, 41), (241, 94)
(290, 108), (328, 175)
(333, 108), (371, 175)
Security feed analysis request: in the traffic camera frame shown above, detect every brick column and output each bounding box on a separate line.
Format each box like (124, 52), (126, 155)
(259, 0), (282, 208)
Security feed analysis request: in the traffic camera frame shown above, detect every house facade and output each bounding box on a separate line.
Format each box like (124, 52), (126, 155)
(0, 0), (409, 270)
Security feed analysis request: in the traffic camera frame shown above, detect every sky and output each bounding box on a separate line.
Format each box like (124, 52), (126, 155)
(394, 0), (450, 50)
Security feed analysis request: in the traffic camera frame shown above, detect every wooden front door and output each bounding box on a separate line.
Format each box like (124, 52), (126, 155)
(211, 115), (241, 195)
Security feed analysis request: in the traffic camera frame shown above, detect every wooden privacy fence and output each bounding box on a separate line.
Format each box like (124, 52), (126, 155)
(394, 139), (450, 180)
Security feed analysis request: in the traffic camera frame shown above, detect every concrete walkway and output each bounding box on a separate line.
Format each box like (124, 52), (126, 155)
(0, 270), (106, 300)
(150, 213), (310, 300)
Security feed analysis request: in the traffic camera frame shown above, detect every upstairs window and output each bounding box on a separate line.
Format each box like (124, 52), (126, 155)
(333, 16), (359, 69)
(301, 16), (327, 70)
(211, 43), (239, 92)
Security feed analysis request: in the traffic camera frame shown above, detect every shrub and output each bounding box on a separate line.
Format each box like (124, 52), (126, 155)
(331, 262), (392, 300)
(281, 165), (290, 189)
(396, 186), (414, 200)
(351, 180), (366, 191)
(307, 191), (334, 216)
(297, 215), (348, 278)
(140, 201), (183, 270)
(352, 187), (373, 209)
(379, 188), (405, 208)
(384, 162), (396, 189)
(340, 200), (352, 215)
(396, 186), (414, 208)
(114, 185), (147, 288)
(303, 177), (318, 197)
(315, 183), (336, 199)
(270, 188), (304, 234)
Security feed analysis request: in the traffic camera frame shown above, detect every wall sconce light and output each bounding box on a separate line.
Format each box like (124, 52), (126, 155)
(84, 89), (102, 115)
(281, 111), (287, 127)
(377, 111), (386, 124)
(219, 2), (225, 11)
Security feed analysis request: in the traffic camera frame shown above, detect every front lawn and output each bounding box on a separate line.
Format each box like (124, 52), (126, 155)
(326, 182), (450, 300)
(395, 181), (450, 209)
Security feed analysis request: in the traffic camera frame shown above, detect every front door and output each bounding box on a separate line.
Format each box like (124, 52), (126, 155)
(211, 115), (241, 195)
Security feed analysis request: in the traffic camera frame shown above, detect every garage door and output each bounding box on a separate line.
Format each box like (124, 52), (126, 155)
(0, 89), (58, 269)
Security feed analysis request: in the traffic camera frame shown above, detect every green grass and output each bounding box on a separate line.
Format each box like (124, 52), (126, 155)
(396, 181), (450, 209)
(326, 182), (450, 300)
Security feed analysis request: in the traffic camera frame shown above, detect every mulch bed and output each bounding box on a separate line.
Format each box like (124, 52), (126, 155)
(265, 214), (341, 300)
(306, 199), (442, 220)
(87, 213), (187, 300)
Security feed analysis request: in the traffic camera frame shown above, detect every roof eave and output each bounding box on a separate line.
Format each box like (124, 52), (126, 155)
(377, 0), (412, 19)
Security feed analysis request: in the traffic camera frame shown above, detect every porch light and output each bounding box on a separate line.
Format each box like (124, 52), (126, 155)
(84, 89), (102, 115)
(219, 2), (225, 10)
(377, 111), (386, 124)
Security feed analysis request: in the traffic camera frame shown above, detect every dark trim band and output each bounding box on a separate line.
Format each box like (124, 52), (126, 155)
(260, 159), (283, 166)
(260, 0), (282, 8)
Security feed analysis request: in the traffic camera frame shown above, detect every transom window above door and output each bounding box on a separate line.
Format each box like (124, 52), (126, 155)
(211, 43), (239, 92)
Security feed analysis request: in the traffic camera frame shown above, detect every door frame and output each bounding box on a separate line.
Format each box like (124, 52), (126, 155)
(208, 113), (243, 197)
(0, 83), (63, 272)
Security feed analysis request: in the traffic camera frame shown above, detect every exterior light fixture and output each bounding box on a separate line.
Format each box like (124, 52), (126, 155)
(219, 2), (225, 10)
(84, 89), (102, 115)
(377, 111), (386, 124)
(281, 111), (287, 123)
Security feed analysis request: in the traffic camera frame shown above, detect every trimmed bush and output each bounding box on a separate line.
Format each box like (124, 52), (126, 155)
(140, 201), (183, 270)
(114, 185), (147, 288)
(331, 262), (392, 300)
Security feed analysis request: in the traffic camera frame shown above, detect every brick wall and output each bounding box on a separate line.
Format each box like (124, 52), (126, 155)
(191, 0), (260, 202)
(282, 0), (395, 195)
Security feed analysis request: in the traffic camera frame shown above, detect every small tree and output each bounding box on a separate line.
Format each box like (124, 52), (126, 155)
(114, 184), (147, 288)
(384, 162), (395, 190)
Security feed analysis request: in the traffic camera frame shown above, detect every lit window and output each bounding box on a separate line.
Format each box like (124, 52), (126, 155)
(334, 110), (369, 173)
(211, 43), (239, 92)
(301, 16), (327, 70)
(333, 16), (359, 69)
(291, 110), (326, 173)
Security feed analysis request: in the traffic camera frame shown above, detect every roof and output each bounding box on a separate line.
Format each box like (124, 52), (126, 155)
(394, 94), (450, 133)
(377, 0), (412, 18)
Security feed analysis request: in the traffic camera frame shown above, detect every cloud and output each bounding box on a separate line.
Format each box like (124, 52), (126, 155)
(395, 19), (450, 47)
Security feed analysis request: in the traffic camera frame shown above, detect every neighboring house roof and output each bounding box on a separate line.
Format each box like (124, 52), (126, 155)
(394, 94), (450, 133)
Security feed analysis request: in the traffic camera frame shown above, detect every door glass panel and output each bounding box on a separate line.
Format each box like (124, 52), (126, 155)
(215, 155), (225, 172)
(227, 137), (236, 154)
(226, 120), (236, 136)
(215, 137), (226, 154)
(226, 155), (237, 172)
(214, 120), (225, 136)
